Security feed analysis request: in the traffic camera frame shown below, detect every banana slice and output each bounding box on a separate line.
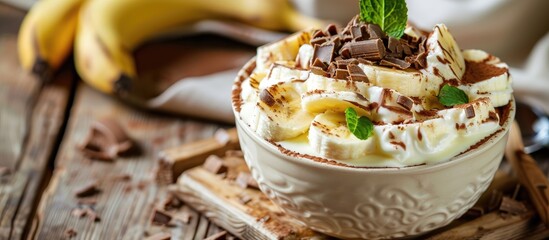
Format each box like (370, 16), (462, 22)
(256, 30), (312, 72)
(306, 73), (371, 96)
(425, 24), (466, 82)
(308, 112), (374, 160)
(301, 90), (372, 117)
(254, 80), (313, 141)
(458, 49), (512, 107)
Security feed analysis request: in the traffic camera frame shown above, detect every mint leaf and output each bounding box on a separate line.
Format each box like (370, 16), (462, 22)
(359, 0), (408, 38)
(438, 85), (469, 106)
(345, 108), (374, 140)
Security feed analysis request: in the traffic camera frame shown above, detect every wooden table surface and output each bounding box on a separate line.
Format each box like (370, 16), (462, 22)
(3, 3), (549, 240)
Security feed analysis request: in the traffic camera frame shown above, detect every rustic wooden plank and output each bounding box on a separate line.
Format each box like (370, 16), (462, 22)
(30, 84), (223, 239)
(170, 155), (329, 240)
(0, 33), (74, 240)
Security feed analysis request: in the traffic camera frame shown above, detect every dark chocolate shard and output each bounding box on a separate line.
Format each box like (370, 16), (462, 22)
(499, 196), (528, 215)
(334, 69), (350, 80)
(78, 119), (134, 161)
(325, 24), (338, 36)
(380, 57), (411, 69)
(465, 105), (476, 119)
(351, 25), (363, 40)
(313, 43), (335, 66)
(348, 39), (385, 60)
(367, 24), (385, 39)
(388, 37), (400, 53)
(330, 36), (342, 49)
(75, 183), (101, 198)
(145, 233), (172, 240)
(396, 95), (414, 110)
(151, 209), (173, 226)
(347, 63), (365, 75)
(310, 37), (328, 46)
(312, 29), (326, 39)
(312, 58), (328, 69)
(202, 155), (228, 174)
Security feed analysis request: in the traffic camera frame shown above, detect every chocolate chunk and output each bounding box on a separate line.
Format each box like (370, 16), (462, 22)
(367, 24), (385, 39)
(348, 39), (385, 60)
(396, 96), (414, 110)
(336, 58), (358, 69)
(78, 119), (134, 161)
(465, 105), (476, 119)
(204, 231), (228, 240)
(310, 37), (328, 46)
(464, 206), (484, 218)
(65, 228), (77, 238)
(313, 43), (335, 66)
(235, 172), (259, 189)
(499, 196), (528, 215)
(351, 25), (363, 40)
(151, 208), (173, 226)
(357, 58), (374, 65)
(348, 74), (369, 82)
(311, 66), (328, 76)
(259, 89), (276, 107)
(334, 69), (349, 79)
(312, 58), (327, 69)
(330, 36), (342, 49)
(312, 29), (326, 39)
(388, 37), (400, 53)
(325, 24), (338, 36)
(327, 62), (337, 76)
(380, 57), (411, 69)
(202, 155), (227, 174)
(339, 45), (351, 59)
(74, 183), (101, 198)
(145, 233), (172, 240)
(347, 63), (365, 75)
(402, 44), (412, 55)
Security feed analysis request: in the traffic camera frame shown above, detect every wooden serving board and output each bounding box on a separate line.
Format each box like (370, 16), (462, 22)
(170, 154), (549, 240)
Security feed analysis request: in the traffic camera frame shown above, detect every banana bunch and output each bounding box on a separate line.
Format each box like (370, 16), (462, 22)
(18, 0), (325, 99)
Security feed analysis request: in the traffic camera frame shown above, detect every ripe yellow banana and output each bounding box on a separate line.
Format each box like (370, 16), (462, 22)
(18, 0), (86, 81)
(75, 0), (325, 99)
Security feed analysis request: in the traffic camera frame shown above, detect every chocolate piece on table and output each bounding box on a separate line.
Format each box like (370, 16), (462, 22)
(203, 155), (228, 174)
(78, 119), (134, 161)
(151, 208), (173, 226)
(204, 231), (228, 240)
(155, 128), (238, 184)
(465, 105), (476, 119)
(145, 232), (172, 240)
(499, 196), (528, 215)
(348, 39), (385, 61)
(65, 228), (77, 238)
(396, 96), (414, 111)
(313, 43), (335, 66)
(74, 183), (101, 198)
(162, 194), (183, 210)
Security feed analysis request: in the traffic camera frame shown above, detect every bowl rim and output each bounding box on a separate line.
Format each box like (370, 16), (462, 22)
(232, 57), (516, 174)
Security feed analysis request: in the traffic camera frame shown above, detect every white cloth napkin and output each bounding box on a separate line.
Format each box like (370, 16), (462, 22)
(146, 0), (549, 122)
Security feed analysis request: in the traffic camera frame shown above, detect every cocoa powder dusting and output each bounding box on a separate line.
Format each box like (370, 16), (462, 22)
(461, 60), (507, 84)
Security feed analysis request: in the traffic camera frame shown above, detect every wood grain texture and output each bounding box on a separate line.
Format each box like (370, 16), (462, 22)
(29, 84), (225, 239)
(0, 35), (73, 240)
(171, 156), (329, 240)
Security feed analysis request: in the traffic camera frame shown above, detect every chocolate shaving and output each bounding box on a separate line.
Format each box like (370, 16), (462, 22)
(202, 155), (227, 174)
(396, 96), (414, 110)
(465, 105), (476, 119)
(145, 233), (172, 240)
(74, 183), (101, 198)
(348, 39), (385, 60)
(151, 209), (173, 226)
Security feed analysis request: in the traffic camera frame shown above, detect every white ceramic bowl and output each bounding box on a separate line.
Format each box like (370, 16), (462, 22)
(232, 58), (516, 239)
